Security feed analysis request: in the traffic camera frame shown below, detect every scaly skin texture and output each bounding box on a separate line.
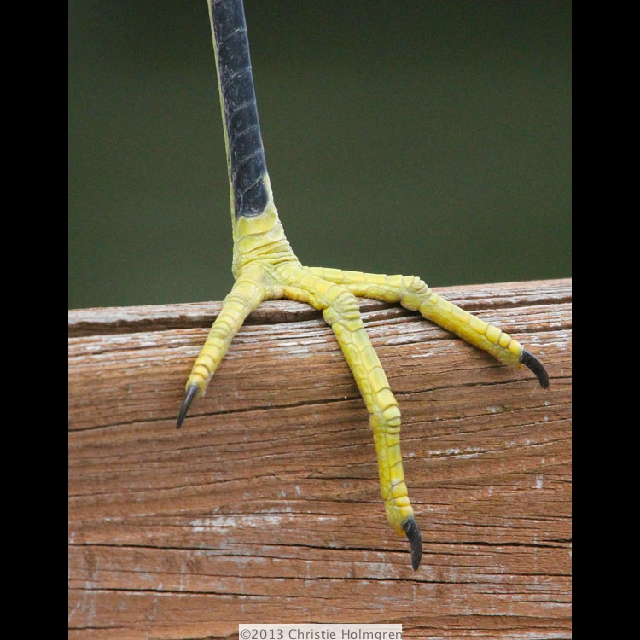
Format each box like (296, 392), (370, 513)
(179, 173), (548, 571)
(180, 1), (549, 571)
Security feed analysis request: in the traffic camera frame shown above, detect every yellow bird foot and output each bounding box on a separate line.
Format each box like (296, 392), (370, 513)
(181, 1), (550, 570)
(177, 208), (549, 571)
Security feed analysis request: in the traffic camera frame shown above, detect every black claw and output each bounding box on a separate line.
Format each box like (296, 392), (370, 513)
(520, 349), (550, 389)
(177, 384), (199, 428)
(402, 516), (423, 571)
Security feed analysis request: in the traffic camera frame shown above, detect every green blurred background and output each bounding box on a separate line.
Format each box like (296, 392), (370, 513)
(68, 0), (571, 310)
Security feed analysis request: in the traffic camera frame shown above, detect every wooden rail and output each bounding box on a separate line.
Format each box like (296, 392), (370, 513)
(68, 278), (572, 639)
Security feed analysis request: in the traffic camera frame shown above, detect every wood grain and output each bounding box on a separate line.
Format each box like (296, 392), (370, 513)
(68, 278), (572, 639)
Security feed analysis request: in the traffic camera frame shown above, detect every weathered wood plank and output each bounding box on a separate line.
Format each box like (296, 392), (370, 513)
(68, 278), (572, 639)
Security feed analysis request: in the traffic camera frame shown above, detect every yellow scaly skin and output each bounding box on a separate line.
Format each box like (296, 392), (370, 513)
(180, 0), (548, 571)
(179, 172), (545, 570)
